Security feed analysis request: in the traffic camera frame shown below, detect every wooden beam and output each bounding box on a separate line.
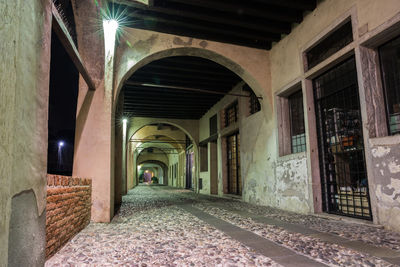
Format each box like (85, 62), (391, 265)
(127, 21), (272, 49)
(127, 77), (234, 89)
(250, 0), (316, 10)
(123, 101), (212, 107)
(130, 10), (283, 39)
(141, 64), (234, 77)
(51, 3), (96, 90)
(125, 81), (263, 99)
(165, 0), (302, 22)
(133, 69), (238, 83)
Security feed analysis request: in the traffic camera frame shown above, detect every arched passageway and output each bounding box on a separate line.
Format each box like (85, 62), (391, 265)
(114, 53), (263, 209)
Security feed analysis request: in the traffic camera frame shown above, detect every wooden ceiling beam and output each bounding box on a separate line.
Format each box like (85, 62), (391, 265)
(130, 9), (286, 38)
(164, 0), (302, 22)
(123, 101), (212, 107)
(250, 0), (316, 10)
(126, 78), (234, 89)
(127, 22), (272, 49)
(140, 65), (235, 77)
(132, 69), (239, 83)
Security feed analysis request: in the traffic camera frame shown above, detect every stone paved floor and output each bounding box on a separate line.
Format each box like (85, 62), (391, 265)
(46, 185), (400, 267)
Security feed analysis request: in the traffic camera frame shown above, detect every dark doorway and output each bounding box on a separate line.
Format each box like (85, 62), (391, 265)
(186, 152), (193, 189)
(227, 132), (241, 195)
(314, 57), (372, 220)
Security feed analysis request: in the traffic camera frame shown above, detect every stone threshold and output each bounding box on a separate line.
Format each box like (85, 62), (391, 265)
(180, 204), (325, 267)
(208, 202), (400, 266)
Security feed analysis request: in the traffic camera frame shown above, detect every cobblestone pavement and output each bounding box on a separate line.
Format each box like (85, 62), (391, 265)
(46, 185), (400, 266)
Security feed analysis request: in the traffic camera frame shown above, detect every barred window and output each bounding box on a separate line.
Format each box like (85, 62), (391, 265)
(225, 101), (238, 127)
(289, 90), (306, 153)
(249, 91), (261, 114)
(379, 35), (400, 135)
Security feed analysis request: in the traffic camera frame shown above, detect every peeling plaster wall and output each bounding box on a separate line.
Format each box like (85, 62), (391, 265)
(198, 82), (313, 213)
(269, 0), (400, 225)
(0, 0), (52, 265)
(274, 153), (311, 212)
(370, 140), (400, 232)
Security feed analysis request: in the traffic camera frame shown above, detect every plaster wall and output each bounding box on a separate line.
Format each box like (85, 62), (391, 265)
(269, 0), (400, 226)
(0, 0), (52, 265)
(270, 0), (400, 91)
(71, 0), (114, 223)
(198, 83), (313, 212)
(370, 138), (400, 232)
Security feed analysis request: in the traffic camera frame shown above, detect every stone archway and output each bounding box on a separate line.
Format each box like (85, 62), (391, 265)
(114, 31), (272, 119)
(126, 121), (197, 191)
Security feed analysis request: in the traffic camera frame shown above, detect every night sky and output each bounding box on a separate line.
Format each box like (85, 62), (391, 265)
(47, 30), (79, 175)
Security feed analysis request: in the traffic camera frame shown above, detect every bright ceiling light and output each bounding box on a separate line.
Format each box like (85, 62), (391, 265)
(103, 19), (119, 36)
(103, 19), (119, 54)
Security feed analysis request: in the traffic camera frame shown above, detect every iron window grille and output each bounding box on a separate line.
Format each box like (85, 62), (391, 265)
(306, 20), (353, 70)
(289, 90), (306, 153)
(225, 101), (238, 127)
(313, 57), (372, 220)
(249, 91), (261, 114)
(379, 35), (400, 135)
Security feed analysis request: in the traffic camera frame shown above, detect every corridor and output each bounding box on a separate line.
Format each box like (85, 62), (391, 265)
(46, 185), (400, 267)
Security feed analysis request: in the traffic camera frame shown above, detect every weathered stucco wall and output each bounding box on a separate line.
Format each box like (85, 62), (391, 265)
(274, 153), (311, 212)
(197, 80), (313, 212)
(0, 0), (52, 265)
(269, 0), (400, 226)
(72, 0), (113, 223)
(370, 138), (400, 232)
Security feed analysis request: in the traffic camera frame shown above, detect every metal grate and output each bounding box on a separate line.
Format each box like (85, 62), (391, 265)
(250, 91), (261, 114)
(227, 132), (241, 195)
(379, 35), (400, 135)
(225, 101), (238, 127)
(313, 57), (372, 220)
(289, 90), (306, 153)
(306, 20), (353, 70)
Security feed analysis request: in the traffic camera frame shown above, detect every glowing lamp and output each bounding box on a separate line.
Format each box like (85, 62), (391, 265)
(103, 19), (119, 55)
(103, 19), (119, 36)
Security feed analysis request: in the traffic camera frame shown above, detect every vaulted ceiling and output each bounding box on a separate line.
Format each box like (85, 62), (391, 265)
(114, 0), (317, 49)
(118, 0), (318, 119)
(122, 56), (242, 119)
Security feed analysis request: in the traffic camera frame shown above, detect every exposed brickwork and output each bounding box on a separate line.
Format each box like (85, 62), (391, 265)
(46, 175), (92, 259)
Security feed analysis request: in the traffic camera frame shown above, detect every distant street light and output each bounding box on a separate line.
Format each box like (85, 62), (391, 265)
(57, 140), (65, 169)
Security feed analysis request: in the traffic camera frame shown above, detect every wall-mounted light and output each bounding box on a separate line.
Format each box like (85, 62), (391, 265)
(122, 118), (128, 124)
(103, 19), (119, 56)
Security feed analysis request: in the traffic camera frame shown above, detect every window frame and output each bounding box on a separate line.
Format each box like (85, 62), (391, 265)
(378, 35), (400, 136)
(276, 83), (306, 156)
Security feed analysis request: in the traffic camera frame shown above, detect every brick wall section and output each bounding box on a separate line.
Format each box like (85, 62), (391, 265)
(46, 175), (92, 259)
